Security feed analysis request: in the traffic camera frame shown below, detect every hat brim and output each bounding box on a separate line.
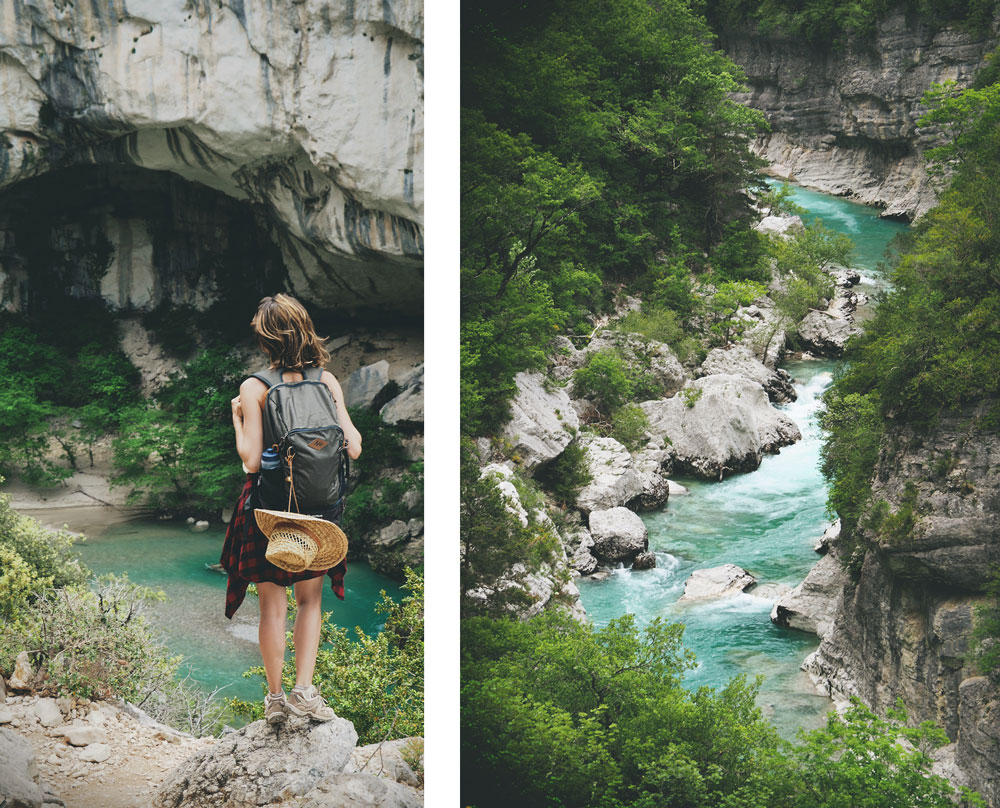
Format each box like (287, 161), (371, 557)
(254, 509), (348, 571)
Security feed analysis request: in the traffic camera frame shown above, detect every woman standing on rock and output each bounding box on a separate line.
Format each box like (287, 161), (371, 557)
(220, 293), (363, 724)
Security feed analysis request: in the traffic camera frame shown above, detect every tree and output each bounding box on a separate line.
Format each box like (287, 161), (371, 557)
(709, 281), (767, 346)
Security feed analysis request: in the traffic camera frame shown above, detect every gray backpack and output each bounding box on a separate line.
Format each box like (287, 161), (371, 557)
(249, 366), (350, 513)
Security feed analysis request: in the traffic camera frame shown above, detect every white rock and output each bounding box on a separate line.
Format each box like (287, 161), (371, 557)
(33, 698), (63, 728)
(575, 436), (645, 513)
(379, 365), (424, 427)
(754, 214), (805, 238)
(667, 479), (690, 496)
(588, 507), (648, 564)
(679, 564), (756, 601)
(814, 519), (842, 554)
(641, 375), (801, 479)
(65, 724), (108, 746)
(699, 344), (797, 403)
(344, 361), (391, 409)
(192, 520), (210, 532)
(500, 372), (578, 471)
(79, 743), (112, 763)
(0, 707), (13, 724)
(479, 464), (528, 527)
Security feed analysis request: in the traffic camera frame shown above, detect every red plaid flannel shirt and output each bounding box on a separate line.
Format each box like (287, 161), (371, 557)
(220, 474), (346, 619)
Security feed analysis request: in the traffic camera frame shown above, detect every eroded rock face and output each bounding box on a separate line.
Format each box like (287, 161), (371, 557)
(640, 375), (801, 479)
(770, 553), (847, 638)
(805, 409), (1000, 805)
(0, 1), (423, 313)
(501, 372), (577, 472)
(722, 11), (998, 220)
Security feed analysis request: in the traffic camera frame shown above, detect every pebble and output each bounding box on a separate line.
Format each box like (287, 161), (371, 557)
(0, 707), (13, 723)
(79, 742), (111, 762)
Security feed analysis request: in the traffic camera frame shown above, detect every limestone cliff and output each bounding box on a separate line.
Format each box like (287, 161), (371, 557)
(0, 0), (423, 313)
(720, 10), (999, 219)
(803, 409), (1000, 804)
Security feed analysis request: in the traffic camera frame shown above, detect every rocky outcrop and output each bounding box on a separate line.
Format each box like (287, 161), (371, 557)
(588, 507), (648, 565)
(795, 287), (865, 356)
(803, 409), (1000, 805)
(501, 372), (578, 471)
(770, 553), (847, 637)
(699, 344), (796, 403)
(0, 726), (45, 808)
(0, 1), (423, 314)
(679, 564), (756, 602)
(574, 435), (644, 513)
(577, 331), (687, 397)
(380, 364), (424, 429)
(721, 11), (999, 219)
(640, 375), (801, 479)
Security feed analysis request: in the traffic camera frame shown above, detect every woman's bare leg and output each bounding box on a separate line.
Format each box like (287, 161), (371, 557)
(292, 576), (325, 686)
(257, 581), (288, 692)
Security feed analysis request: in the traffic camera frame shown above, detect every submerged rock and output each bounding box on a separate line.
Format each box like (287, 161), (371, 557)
(679, 564), (756, 602)
(641, 375), (800, 479)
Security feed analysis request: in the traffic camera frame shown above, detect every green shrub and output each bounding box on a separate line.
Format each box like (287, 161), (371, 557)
(973, 565), (1000, 678)
(711, 220), (772, 284)
(611, 404), (651, 451)
(0, 486), (88, 590)
(573, 350), (635, 413)
(536, 441), (593, 505)
(232, 569), (424, 744)
(680, 386), (704, 408)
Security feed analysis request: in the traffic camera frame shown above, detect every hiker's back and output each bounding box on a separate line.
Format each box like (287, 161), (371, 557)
(250, 366), (349, 512)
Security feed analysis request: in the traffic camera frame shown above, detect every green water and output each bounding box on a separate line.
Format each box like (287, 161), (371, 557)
(74, 517), (401, 704)
(579, 184), (907, 738)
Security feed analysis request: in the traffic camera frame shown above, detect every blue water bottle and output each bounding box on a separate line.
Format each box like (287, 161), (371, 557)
(261, 446), (280, 470)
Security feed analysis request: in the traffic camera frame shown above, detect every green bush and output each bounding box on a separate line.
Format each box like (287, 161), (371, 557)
(536, 441), (593, 505)
(573, 350), (635, 414)
(611, 404), (651, 451)
(972, 565), (1000, 679)
(711, 220), (772, 284)
(232, 570), (424, 744)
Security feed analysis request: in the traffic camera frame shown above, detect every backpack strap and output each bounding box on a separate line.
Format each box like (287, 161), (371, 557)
(248, 368), (285, 389)
(305, 365), (324, 381)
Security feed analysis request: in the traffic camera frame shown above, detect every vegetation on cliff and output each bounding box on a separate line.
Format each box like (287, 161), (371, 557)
(706, 0), (999, 42)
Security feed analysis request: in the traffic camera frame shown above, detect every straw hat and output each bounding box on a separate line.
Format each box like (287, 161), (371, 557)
(254, 509), (348, 573)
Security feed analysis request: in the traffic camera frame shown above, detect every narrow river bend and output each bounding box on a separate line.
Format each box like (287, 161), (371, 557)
(578, 184), (908, 738)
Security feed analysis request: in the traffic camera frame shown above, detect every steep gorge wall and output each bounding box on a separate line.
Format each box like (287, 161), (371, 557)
(720, 9), (999, 219)
(803, 411), (1000, 804)
(0, 0), (423, 314)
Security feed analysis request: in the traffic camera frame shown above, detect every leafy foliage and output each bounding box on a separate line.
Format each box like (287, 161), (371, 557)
(232, 570), (424, 744)
(573, 350), (637, 414)
(611, 404), (652, 451)
(535, 441), (593, 506)
(462, 610), (985, 808)
(972, 564), (1000, 678)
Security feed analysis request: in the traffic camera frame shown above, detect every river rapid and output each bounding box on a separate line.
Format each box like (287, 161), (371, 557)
(578, 184), (908, 738)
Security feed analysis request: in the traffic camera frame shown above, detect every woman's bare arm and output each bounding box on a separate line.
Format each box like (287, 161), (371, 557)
(322, 371), (363, 459)
(232, 378), (267, 472)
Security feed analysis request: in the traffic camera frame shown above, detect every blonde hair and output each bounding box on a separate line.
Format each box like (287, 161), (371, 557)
(250, 294), (331, 370)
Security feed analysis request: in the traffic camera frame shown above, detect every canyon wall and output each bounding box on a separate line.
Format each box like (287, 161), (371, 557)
(721, 9), (999, 219)
(803, 410), (1000, 804)
(0, 0), (423, 314)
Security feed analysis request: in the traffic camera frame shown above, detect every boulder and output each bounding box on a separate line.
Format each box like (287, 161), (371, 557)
(667, 480), (690, 497)
(699, 345), (796, 403)
(564, 525), (599, 576)
(33, 698), (62, 728)
(380, 365), (424, 428)
(479, 465), (528, 527)
(345, 361), (392, 409)
(630, 446), (673, 512)
(348, 738), (422, 789)
(154, 717), (358, 808)
(588, 508), (648, 564)
(8, 651), (33, 690)
(814, 519), (841, 555)
(575, 436), (645, 513)
(754, 214), (805, 238)
(500, 372), (578, 471)
(640, 375), (801, 479)
(632, 551), (657, 571)
(796, 288), (863, 357)
(679, 564), (756, 601)
(770, 554), (848, 637)
(0, 726), (43, 808)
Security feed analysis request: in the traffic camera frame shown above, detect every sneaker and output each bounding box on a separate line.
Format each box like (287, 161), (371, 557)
(264, 691), (287, 725)
(285, 684), (336, 722)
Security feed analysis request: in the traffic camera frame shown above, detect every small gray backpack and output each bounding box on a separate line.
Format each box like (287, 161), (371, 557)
(249, 366), (350, 513)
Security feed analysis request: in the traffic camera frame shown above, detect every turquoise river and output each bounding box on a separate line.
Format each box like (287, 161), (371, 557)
(66, 513), (401, 705)
(577, 183), (908, 738)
